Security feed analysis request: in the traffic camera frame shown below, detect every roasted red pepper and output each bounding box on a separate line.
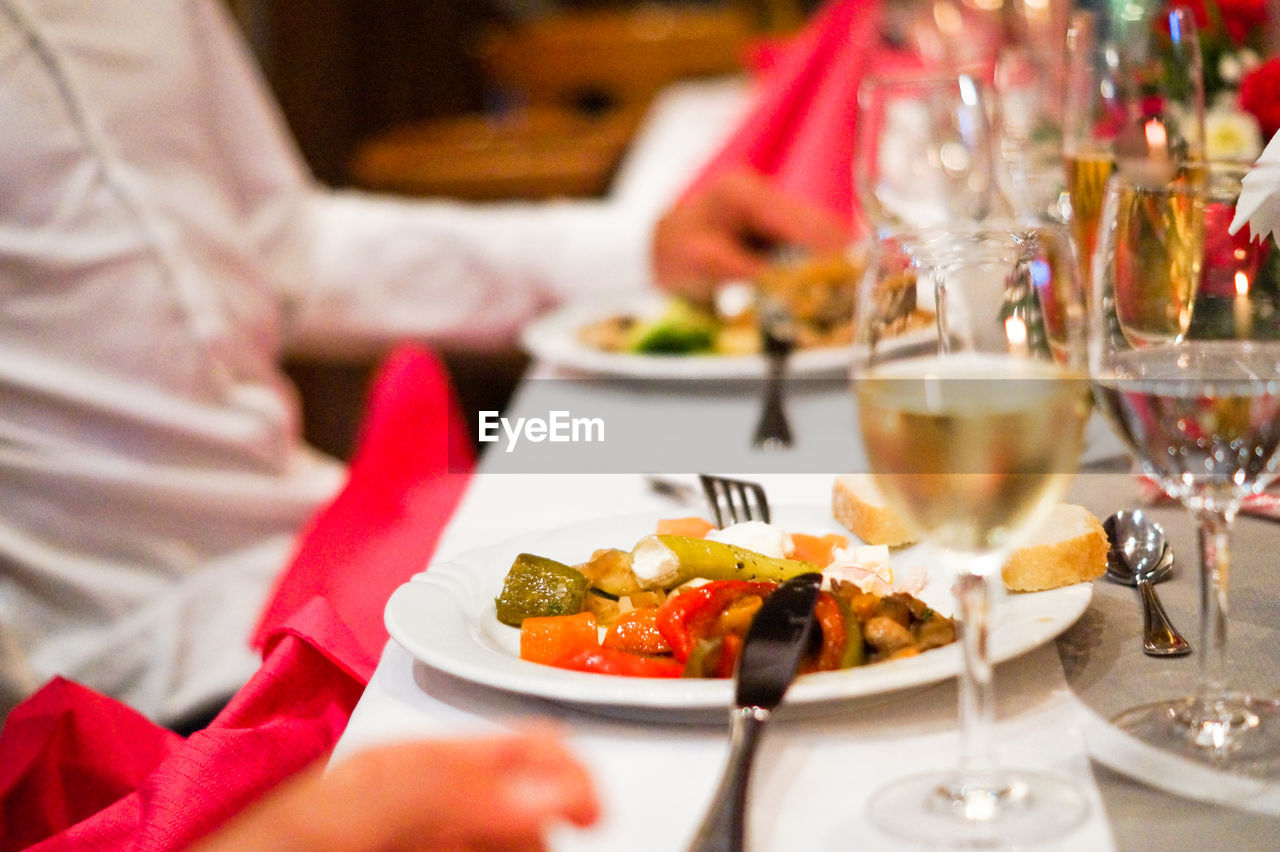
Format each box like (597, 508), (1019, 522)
(716, 632), (744, 679)
(551, 646), (684, 678)
(655, 580), (777, 663)
(682, 632), (747, 679)
(806, 591), (848, 673)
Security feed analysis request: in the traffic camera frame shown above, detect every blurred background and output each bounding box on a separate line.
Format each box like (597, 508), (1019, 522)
(224, 0), (822, 459)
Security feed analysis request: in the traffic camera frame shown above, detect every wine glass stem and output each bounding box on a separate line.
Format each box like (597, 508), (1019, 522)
(955, 564), (999, 782)
(1192, 504), (1235, 704)
(933, 270), (952, 355)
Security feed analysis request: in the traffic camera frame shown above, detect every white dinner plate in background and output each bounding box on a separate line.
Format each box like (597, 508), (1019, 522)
(521, 293), (861, 380)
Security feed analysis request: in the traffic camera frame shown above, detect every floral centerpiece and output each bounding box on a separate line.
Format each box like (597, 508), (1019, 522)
(1175, 0), (1279, 158)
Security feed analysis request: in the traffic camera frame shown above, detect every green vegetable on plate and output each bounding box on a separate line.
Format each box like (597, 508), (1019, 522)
(494, 553), (589, 626)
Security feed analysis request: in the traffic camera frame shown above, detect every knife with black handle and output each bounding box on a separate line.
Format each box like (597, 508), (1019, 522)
(686, 572), (822, 852)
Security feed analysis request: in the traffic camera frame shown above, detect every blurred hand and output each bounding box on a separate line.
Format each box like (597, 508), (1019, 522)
(192, 726), (599, 852)
(652, 169), (853, 303)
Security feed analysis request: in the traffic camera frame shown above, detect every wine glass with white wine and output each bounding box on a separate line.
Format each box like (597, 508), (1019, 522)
(1063, 6), (1205, 285)
(853, 221), (1092, 845)
(1090, 160), (1280, 772)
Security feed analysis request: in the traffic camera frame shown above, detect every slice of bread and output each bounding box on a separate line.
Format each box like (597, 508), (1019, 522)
(832, 474), (917, 547)
(832, 475), (1107, 591)
(1001, 502), (1108, 592)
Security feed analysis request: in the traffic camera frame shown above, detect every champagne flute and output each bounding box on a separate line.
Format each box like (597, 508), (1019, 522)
(853, 222), (1092, 844)
(853, 71), (1003, 234)
(1090, 161), (1280, 771)
(1062, 6), (1205, 285)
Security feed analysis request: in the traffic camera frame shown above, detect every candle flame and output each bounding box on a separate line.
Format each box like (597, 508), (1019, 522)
(1144, 118), (1168, 153)
(1235, 271), (1250, 296)
(1005, 315), (1028, 350)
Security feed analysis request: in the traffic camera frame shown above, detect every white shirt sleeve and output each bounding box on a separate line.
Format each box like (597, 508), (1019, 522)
(178, 0), (656, 356)
(277, 191), (654, 356)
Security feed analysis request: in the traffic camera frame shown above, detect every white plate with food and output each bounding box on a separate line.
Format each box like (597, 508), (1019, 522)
(385, 504), (1093, 721)
(520, 292), (852, 379)
(522, 293), (937, 380)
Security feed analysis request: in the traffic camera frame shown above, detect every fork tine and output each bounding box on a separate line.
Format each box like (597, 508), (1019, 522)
(701, 475), (728, 528)
(699, 474), (771, 527)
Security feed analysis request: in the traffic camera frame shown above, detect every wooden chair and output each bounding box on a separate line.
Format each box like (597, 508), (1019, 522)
(348, 4), (756, 201)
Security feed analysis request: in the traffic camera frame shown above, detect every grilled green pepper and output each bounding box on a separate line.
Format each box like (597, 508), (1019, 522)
(494, 553), (589, 626)
(833, 593), (866, 668)
(630, 534), (819, 589)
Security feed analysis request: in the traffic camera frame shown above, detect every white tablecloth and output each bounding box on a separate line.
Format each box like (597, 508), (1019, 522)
(329, 473), (1114, 851)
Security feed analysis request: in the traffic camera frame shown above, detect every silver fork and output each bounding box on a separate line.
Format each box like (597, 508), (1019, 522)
(751, 297), (796, 450)
(699, 474), (770, 527)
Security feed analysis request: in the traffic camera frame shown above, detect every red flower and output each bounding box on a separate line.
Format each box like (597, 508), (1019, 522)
(1217, 0), (1269, 44)
(1240, 58), (1280, 139)
(1178, 0), (1269, 44)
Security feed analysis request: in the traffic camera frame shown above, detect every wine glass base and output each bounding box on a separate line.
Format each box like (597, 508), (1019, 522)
(867, 769), (1089, 847)
(1112, 694), (1280, 777)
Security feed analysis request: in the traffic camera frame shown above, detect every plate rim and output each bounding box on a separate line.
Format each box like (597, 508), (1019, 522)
(385, 506), (1093, 714)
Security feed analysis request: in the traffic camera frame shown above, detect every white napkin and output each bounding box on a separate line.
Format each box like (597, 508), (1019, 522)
(1230, 131), (1280, 241)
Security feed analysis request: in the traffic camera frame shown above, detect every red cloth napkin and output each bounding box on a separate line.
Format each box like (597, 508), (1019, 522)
(251, 342), (475, 662)
(0, 343), (475, 850)
(685, 0), (924, 225)
(1, 614), (366, 852)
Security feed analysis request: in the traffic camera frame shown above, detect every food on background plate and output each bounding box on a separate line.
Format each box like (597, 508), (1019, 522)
(577, 251), (929, 357)
(578, 298), (718, 355)
(494, 518), (956, 679)
(831, 474), (1107, 592)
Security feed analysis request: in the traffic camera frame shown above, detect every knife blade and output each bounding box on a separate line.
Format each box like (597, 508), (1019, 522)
(687, 572), (822, 852)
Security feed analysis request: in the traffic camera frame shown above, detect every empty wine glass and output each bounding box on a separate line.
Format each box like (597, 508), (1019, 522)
(854, 71), (1003, 234)
(1089, 160), (1280, 772)
(993, 44), (1068, 225)
(853, 221), (1092, 844)
(1062, 6), (1205, 284)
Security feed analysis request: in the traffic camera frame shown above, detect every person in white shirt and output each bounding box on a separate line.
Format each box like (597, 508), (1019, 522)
(0, 0), (847, 725)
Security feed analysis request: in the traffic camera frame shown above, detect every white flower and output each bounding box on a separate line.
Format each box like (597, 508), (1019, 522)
(1230, 132), (1280, 243)
(1206, 102), (1264, 160)
(1220, 52), (1245, 85)
(1218, 49), (1261, 88)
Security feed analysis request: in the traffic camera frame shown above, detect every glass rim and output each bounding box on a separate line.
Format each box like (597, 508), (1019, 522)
(855, 69), (987, 103)
(869, 219), (1070, 242)
(1101, 158), (1280, 200)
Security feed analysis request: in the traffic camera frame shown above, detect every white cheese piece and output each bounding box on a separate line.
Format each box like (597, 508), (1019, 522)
(630, 535), (681, 588)
(824, 544), (895, 594)
(705, 521), (793, 559)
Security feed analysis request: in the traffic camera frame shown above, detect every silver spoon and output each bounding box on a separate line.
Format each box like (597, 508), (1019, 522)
(1103, 510), (1192, 657)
